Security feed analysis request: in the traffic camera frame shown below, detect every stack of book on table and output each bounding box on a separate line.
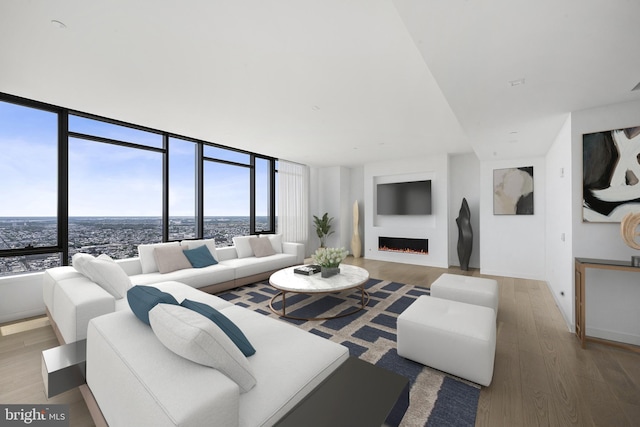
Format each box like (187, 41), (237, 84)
(294, 265), (321, 275)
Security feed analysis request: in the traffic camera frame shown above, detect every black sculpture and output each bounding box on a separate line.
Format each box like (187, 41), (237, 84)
(456, 198), (473, 271)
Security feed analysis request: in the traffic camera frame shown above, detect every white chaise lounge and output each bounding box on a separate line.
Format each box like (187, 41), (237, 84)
(86, 281), (349, 427)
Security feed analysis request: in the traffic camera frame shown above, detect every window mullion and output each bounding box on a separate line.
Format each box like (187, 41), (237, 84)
(162, 134), (169, 242)
(60, 110), (69, 265)
(270, 158), (276, 233)
(250, 156), (256, 234)
(196, 143), (204, 239)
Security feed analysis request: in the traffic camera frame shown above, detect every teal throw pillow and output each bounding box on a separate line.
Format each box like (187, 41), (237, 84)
(183, 245), (218, 268)
(127, 285), (179, 325)
(181, 299), (256, 357)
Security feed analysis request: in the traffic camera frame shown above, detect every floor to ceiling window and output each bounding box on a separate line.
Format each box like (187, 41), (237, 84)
(68, 114), (164, 259)
(203, 153), (251, 246)
(0, 99), (62, 274)
(0, 93), (278, 276)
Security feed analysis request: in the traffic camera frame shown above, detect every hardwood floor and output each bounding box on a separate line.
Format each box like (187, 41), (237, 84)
(0, 319), (93, 426)
(343, 258), (640, 426)
(1, 258), (638, 426)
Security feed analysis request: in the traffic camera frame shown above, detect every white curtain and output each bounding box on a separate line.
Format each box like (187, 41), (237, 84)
(277, 160), (309, 244)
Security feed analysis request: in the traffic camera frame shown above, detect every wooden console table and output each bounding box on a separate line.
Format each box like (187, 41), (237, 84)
(574, 258), (640, 353)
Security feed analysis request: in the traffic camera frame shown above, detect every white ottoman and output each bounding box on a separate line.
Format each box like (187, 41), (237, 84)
(397, 296), (496, 386)
(430, 273), (499, 314)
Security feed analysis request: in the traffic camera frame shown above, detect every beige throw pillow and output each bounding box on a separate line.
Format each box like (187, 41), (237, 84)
(138, 242), (181, 273)
(153, 244), (192, 274)
(263, 234), (283, 254)
(249, 237), (276, 258)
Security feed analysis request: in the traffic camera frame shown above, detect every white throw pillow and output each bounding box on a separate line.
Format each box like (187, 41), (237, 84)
(232, 236), (256, 258)
(149, 304), (257, 393)
(153, 244), (192, 274)
(263, 234), (283, 254)
(181, 238), (218, 261)
(83, 254), (131, 298)
(138, 242), (180, 274)
(71, 253), (95, 277)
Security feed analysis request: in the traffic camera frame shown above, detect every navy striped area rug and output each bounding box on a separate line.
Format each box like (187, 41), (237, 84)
(219, 278), (480, 427)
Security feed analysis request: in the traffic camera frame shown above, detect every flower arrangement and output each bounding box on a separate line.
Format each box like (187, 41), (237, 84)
(312, 247), (348, 268)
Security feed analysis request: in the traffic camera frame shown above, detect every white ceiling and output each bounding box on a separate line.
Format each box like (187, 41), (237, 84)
(1, 0), (639, 167)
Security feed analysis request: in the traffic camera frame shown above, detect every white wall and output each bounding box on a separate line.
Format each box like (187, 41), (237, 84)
(364, 155), (449, 268)
(0, 273), (45, 323)
(571, 99), (640, 345)
(479, 157), (546, 280)
(311, 166), (353, 252)
(545, 115), (573, 329)
(339, 167), (351, 250)
(448, 153), (481, 269)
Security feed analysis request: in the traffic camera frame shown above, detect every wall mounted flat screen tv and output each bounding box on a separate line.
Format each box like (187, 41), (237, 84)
(377, 180), (432, 215)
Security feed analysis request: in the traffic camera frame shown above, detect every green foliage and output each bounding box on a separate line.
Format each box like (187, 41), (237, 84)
(313, 212), (334, 247)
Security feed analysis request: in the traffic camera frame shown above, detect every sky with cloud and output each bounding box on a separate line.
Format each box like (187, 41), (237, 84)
(1, 100), (267, 217)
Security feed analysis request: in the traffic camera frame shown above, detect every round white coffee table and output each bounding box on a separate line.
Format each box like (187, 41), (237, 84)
(269, 264), (370, 320)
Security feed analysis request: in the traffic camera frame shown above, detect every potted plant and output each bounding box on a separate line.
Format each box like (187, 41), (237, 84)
(313, 212), (334, 247)
(312, 247), (348, 278)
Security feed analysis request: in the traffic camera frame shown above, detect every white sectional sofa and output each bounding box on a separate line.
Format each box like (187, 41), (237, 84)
(40, 236), (350, 426)
(86, 281), (349, 427)
(43, 236), (304, 343)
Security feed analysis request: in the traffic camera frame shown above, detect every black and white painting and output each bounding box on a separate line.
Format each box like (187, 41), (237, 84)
(583, 126), (640, 222)
(493, 167), (534, 215)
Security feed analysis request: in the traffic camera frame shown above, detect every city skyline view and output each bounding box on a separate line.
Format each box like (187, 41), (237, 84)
(0, 215), (272, 276)
(1, 97), (277, 277)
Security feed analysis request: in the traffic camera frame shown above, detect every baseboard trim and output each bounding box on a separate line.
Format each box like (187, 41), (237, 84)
(585, 336), (640, 354)
(586, 326), (640, 347)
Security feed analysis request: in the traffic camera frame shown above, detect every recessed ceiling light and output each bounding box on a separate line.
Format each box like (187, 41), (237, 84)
(51, 19), (67, 29)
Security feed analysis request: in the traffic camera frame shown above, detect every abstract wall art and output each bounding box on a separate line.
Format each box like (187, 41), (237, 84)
(493, 166), (534, 215)
(583, 126), (640, 222)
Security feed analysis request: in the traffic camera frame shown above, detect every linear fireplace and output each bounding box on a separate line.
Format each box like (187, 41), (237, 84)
(378, 237), (428, 255)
